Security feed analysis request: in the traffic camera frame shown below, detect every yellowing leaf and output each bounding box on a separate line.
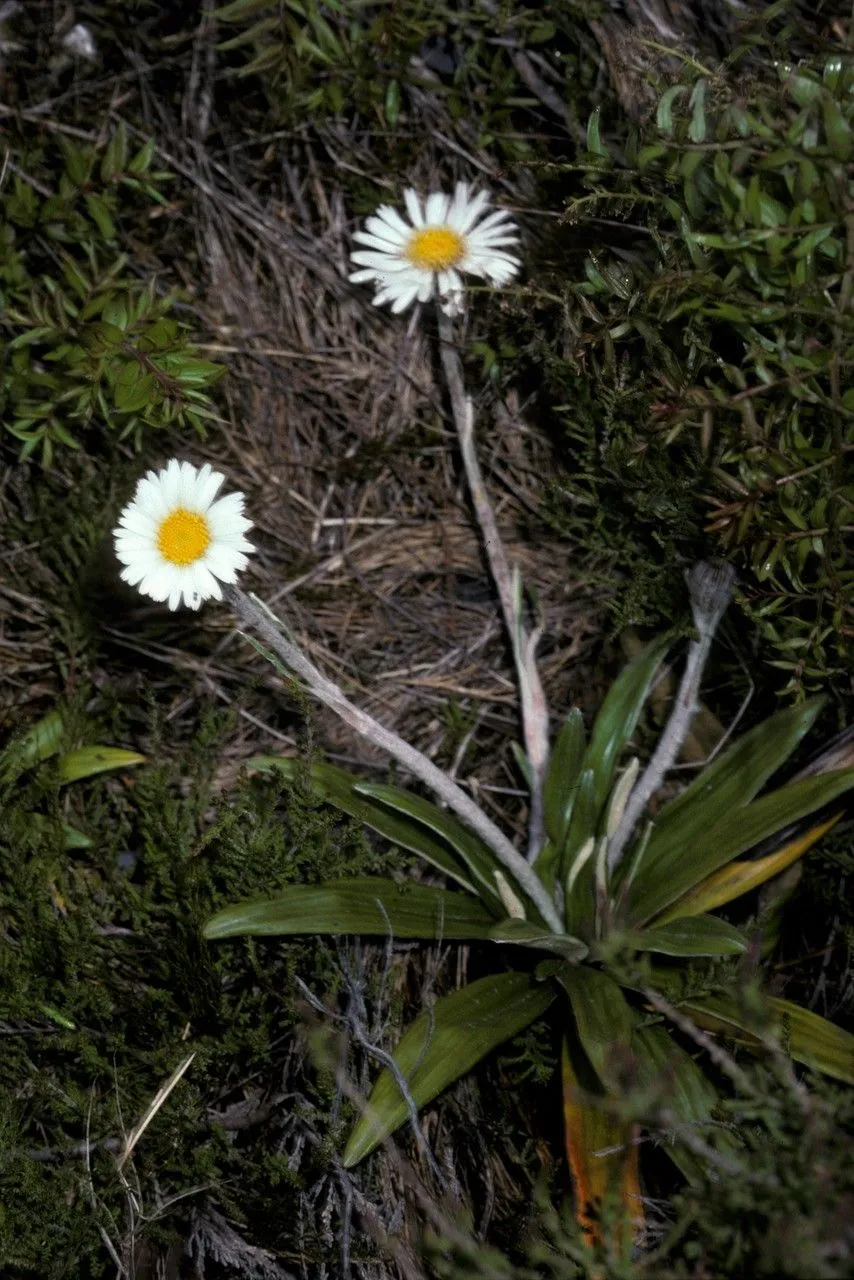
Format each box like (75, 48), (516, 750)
(652, 814), (841, 923)
(561, 1034), (642, 1247)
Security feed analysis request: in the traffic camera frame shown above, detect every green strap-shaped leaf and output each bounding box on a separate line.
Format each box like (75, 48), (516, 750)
(543, 709), (586, 849)
(203, 878), (496, 942)
(249, 757), (499, 910)
(627, 770), (854, 924)
(355, 781), (505, 913)
(557, 966), (635, 1093)
(488, 918), (589, 962)
(632, 1026), (732, 1183)
(342, 971), (555, 1166)
(641, 697), (825, 875)
(57, 746), (146, 783)
(679, 993), (854, 1086)
(584, 636), (672, 823)
(563, 770), (598, 937)
(628, 914), (747, 957)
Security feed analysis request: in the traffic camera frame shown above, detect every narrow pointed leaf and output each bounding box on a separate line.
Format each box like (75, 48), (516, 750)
(533, 836), (560, 895)
(561, 1034), (643, 1245)
(249, 757), (493, 907)
(584, 636), (671, 821)
(653, 814), (841, 923)
(203, 878), (496, 941)
(628, 914), (747, 957)
(679, 993), (854, 1085)
(355, 781), (505, 912)
(562, 766), (598, 939)
(642, 698), (825, 873)
(488, 918), (589, 962)
(343, 972), (555, 1166)
(57, 746), (146, 783)
(633, 1026), (733, 1183)
(628, 770), (854, 924)
(557, 966), (635, 1093)
(543, 708), (586, 847)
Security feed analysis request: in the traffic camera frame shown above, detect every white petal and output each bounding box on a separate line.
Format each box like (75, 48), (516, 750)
(437, 268), (463, 297)
(364, 214), (409, 245)
(454, 189), (491, 234)
(471, 208), (516, 235)
(131, 478), (169, 520)
(202, 547), (239, 582)
(440, 292), (465, 317)
(116, 510), (157, 537)
(373, 206), (414, 238)
(466, 229), (519, 251)
(350, 249), (412, 273)
(390, 283), (421, 313)
(177, 460), (195, 506)
(197, 563), (223, 599)
(447, 182), (471, 225)
(353, 230), (403, 253)
(403, 189), (424, 227)
(141, 566), (174, 602)
(349, 267), (384, 284)
(425, 192), (450, 224)
(197, 467), (226, 512)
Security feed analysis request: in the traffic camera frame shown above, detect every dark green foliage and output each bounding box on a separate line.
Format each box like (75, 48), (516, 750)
(214, 0), (587, 161)
(0, 123), (223, 464)
(0, 703), (393, 1276)
(534, 55), (854, 695)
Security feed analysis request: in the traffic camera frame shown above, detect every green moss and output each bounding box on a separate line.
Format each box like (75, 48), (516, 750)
(0, 701), (397, 1276)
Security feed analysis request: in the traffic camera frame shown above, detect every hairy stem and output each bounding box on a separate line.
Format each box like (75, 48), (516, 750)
(437, 310), (550, 864)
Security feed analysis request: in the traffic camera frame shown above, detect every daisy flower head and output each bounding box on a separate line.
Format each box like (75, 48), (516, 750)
(114, 459), (254, 611)
(349, 182), (520, 317)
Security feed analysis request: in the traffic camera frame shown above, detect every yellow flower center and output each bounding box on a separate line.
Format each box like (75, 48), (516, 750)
(406, 226), (465, 270)
(156, 508), (211, 566)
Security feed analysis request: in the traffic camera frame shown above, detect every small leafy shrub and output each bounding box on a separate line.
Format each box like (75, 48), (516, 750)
(537, 58), (854, 694)
(0, 123), (224, 465)
(214, 0), (580, 159)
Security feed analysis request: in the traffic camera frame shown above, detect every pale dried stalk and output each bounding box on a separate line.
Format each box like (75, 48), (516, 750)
(437, 310), (550, 864)
(225, 585), (563, 933)
(607, 562), (736, 873)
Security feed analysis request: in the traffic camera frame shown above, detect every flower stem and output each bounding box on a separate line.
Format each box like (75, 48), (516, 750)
(225, 585), (564, 933)
(437, 310), (550, 864)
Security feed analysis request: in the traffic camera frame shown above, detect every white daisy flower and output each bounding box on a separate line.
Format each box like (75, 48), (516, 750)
(349, 182), (520, 316)
(114, 459), (254, 611)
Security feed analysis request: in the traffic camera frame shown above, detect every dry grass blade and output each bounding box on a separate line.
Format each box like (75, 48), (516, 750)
(116, 1052), (196, 1173)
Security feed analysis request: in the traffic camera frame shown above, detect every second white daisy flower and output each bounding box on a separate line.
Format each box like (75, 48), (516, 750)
(114, 459), (254, 611)
(349, 182), (520, 316)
